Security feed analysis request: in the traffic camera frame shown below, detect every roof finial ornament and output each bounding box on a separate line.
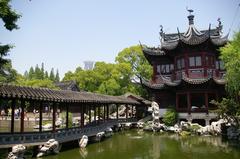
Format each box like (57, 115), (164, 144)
(217, 17), (223, 34)
(186, 7), (195, 25)
(186, 7), (194, 15)
(159, 25), (165, 39)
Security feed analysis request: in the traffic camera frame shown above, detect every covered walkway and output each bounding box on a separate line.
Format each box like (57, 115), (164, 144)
(0, 84), (144, 148)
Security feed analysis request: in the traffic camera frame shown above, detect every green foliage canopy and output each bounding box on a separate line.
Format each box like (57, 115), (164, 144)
(162, 108), (178, 126)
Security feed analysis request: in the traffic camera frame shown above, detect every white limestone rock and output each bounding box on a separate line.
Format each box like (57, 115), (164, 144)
(8, 144), (26, 159)
(79, 135), (88, 148)
(37, 139), (60, 158)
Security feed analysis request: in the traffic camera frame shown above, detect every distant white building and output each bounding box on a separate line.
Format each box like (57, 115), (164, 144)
(84, 61), (95, 70)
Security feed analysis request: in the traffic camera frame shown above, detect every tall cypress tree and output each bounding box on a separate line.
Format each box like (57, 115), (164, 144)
(49, 68), (55, 81)
(40, 62), (44, 79)
(44, 71), (49, 79)
(28, 67), (34, 80)
(55, 69), (60, 82)
(35, 64), (41, 79)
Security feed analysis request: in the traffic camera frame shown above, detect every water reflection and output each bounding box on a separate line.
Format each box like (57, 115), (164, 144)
(43, 130), (240, 159)
(79, 148), (88, 158)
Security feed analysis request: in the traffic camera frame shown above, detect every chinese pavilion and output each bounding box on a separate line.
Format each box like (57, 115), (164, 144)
(141, 11), (228, 125)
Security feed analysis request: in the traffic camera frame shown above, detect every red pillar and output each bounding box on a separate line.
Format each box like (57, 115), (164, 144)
(66, 103), (69, 129)
(205, 92), (209, 114)
(94, 105), (96, 122)
(187, 92), (191, 114)
(11, 99), (16, 134)
(81, 105), (85, 127)
(98, 105), (100, 123)
(20, 100), (25, 133)
(89, 105), (91, 123)
(106, 104), (109, 120)
(39, 101), (43, 132)
(52, 102), (56, 132)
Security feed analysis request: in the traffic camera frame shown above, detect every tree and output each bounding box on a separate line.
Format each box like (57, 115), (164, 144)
(115, 45), (152, 97)
(34, 64), (42, 79)
(49, 68), (55, 81)
(115, 45), (152, 81)
(162, 108), (178, 126)
(0, 0), (20, 77)
(28, 67), (34, 79)
(212, 31), (240, 127)
(0, 0), (20, 31)
(44, 71), (49, 79)
(55, 69), (60, 82)
(220, 32), (240, 99)
(0, 61), (17, 83)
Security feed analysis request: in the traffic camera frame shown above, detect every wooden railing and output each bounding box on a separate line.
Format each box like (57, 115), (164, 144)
(0, 118), (137, 148)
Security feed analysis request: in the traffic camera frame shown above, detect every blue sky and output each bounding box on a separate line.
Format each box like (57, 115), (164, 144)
(0, 0), (240, 79)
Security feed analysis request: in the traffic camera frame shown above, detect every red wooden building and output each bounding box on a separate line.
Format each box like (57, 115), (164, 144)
(141, 12), (228, 125)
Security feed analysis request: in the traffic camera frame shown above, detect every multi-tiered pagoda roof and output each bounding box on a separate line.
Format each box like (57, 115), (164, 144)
(141, 11), (228, 90)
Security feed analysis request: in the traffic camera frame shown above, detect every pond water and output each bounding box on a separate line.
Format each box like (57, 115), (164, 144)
(42, 130), (240, 159)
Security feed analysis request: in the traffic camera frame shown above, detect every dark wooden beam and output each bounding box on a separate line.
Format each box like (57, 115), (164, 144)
(39, 101), (43, 132)
(66, 103), (69, 129)
(81, 104), (84, 128)
(11, 99), (16, 134)
(94, 104), (96, 122)
(20, 100), (25, 133)
(116, 104), (119, 120)
(52, 102), (56, 132)
(106, 104), (109, 120)
(89, 105), (91, 123)
(205, 92), (209, 114)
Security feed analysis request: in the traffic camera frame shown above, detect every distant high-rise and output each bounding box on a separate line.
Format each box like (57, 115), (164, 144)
(84, 61), (95, 70)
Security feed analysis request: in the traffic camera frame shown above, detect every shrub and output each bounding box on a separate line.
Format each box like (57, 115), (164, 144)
(162, 108), (178, 126)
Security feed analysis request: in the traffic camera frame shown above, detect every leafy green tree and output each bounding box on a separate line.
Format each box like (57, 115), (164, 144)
(18, 78), (58, 89)
(212, 31), (240, 127)
(0, 0), (20, 77)
(115, 45), (152, 97)
(211, 98), (240, 127)
(162, 108), (178, 126)
(0, 61), (17, 83)
(115, 45), (152, 80)
(220, 32), (240, 100)
(0, 0), (20, 31)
